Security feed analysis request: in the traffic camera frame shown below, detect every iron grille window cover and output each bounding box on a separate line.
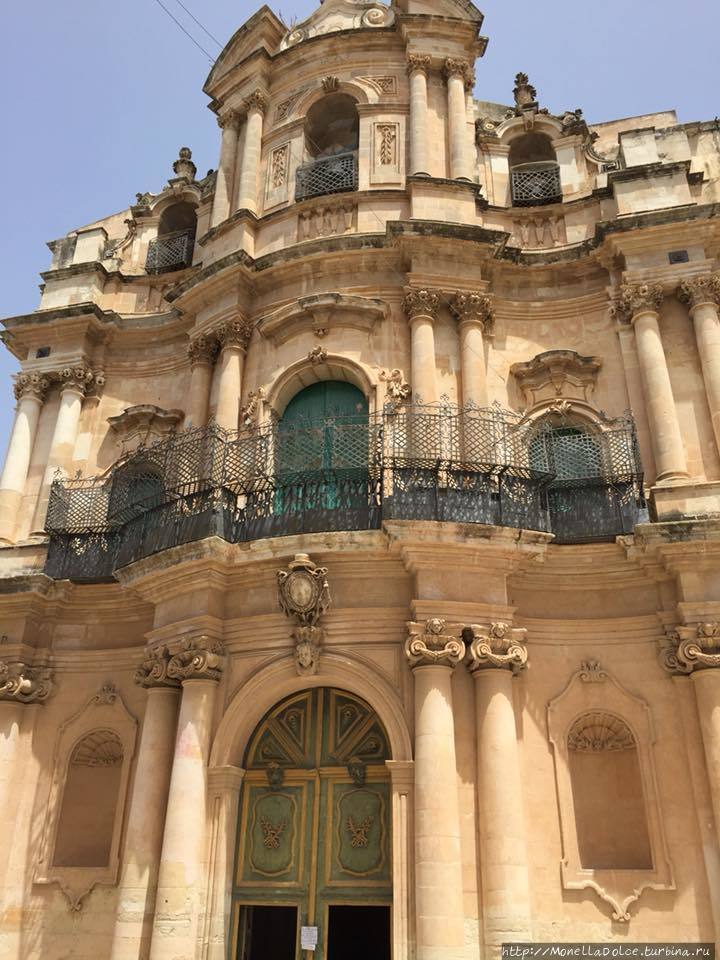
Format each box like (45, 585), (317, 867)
(511, 161), (562, 207)
(43, 405), (645, 581)
(295, 151), (358, 202)
(145, 229), (194, 275)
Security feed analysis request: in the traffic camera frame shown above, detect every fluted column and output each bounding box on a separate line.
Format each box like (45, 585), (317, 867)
(110, 648), (181, 960)
(148, 637), (225, 960)
(236, 91), (267, 215)
(451, 292), (494, 408)
(213, 319), (253, 432)
(205, 766), (246, 960)
(444, 58), (474, 181)
(186, 336), (218, 428)
(0, 374), (49, 542)
(32, 365), (95, 534)
(674, 623), (720, 852)
(211, 111), (242, 227)
(407, 55), (431, 176)
(467, 623), (532, 953)
(406, 618), (466, 960)
(403, 290), (440, 404)
(616, 282), (688, 482)
(678, 275), (720, 455)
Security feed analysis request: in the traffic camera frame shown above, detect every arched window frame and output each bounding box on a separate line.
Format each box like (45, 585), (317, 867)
(35, 685), (137, 910)
(547, 662), (674, 921)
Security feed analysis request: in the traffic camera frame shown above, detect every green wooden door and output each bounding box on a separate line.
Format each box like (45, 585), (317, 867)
(232, 689), (392, 960)
(275, 382), (370, 515)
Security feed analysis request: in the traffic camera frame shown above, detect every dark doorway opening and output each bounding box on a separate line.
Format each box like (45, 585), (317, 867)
(327, 905), (391, 960)
(238, 905), (297, 960)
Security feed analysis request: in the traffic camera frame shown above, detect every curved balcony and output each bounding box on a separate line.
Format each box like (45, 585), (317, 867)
(510, 161), (562, 207)
(43, 405), (645, 582)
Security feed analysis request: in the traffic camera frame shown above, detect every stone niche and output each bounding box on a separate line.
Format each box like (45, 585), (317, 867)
(107, 404), (184, 455)
(510, 349), (602, 409)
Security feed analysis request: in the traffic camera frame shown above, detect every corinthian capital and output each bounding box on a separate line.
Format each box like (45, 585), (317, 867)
(615, 281), (664, 323)
(677, 274), (720, 310)
(217, 109), (242, 131)
(57, 364), (95, 394)
(405, 618), (466, 669)
(167, 636), (225, 682)
(450, 292), (494, 333)
(467, 622), (528, 674)
(217, 317), (254, 351)
(0, 660), (54, 703)
(443, 57), (475, 90)
(407, 54), (431, 76)
(188, 334), (219, 367)
(244, 90), (268, 115)
(403, 288), (440, 323)
(672, 622), (720, 672)
(135, 645), (181, 689)
(14, 372), (50, 403)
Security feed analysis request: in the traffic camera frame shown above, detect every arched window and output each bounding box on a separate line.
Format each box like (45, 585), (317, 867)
(509, 132), (561, 206)
(567, 712), (652, 870)
(53, 730), (124, 868)
(108, 460), (165, 524)
(146, 201), (197, 274)
(296, 94), (360, 201)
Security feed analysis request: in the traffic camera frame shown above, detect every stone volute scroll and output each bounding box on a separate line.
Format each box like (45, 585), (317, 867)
(466, 621), (528, 674)
(277, 553), (331, 676)
(167, 635), (225, 682)
(0, 659), (54, 703)
(134, 644), (181, 689)
(404, 618), (466, 669)
(668, 622), (720, 673)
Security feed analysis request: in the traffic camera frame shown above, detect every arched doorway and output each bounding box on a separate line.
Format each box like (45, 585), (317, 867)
(232, 688), (392, 960)
(275, 381), (376, 528)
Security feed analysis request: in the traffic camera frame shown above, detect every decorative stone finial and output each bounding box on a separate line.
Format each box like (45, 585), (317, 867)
(0, 660), (53, 703)
(405, 618), (466, 669)
(403, 289), (440, 323)
(677, 274), (720, 310)
(277, 554), (331, 676)
(172, 147), (197, 182)
(467, 622), (528, 674)
(513, 72), (537, 109)
(167, 635), (225, 682)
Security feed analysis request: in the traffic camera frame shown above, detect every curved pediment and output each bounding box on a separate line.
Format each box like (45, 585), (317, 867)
(257, 293), (387, 345)
(279, 0), (396, 51)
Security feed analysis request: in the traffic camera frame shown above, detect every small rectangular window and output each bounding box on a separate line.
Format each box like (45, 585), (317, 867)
(668, 250), (689, 264)
(36, 346), (51, 358)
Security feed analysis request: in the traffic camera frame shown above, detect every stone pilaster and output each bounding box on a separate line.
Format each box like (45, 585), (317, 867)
(467, 623), (533, 951)
(403, 289), (440, 404)
(615, 282), (688, 483)
(450, 292), (494, 408)
(406, 618), (466, 960)
(678, 274), (720, 456)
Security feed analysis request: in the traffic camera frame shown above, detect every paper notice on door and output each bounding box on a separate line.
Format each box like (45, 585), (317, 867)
(301, 926), (319, 951)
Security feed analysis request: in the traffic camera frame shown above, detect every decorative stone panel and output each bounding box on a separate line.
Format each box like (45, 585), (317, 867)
(298, 199), (356, 242)
(370, 117), (405, 186)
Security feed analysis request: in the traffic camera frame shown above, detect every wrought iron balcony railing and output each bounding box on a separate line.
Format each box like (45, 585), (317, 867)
(145, 229), (195, 275)
(295, 151), (358, 202)
(511, 161), (563, 207)
(43, 404), (645, 582)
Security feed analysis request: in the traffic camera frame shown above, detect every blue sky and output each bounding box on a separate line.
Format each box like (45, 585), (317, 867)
(1, 0), (717, 459)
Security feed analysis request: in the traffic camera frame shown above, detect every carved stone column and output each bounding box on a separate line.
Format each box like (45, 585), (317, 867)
(0, 374), (49, 542)
(205, 766), (246, 960)
(444, 58), (474, 181)
(148, 637), (225, 960)
(110, 648), (181, 960)
(678, 275), (720, 455)
(406, 618), (466, 960)
(214, 319), (253, 432)
(403, 290), (440, 404)
(451, 292), (494, 409)
(407, 55), (432, 176)
(236, 90), (267, 215)
(32, 365), (95, 533)
(467, 623), (533, 952)
(616, 282), (689, 482)
(211, 110), (241, 227)
(673, 623), (720, 852)
(186, 336), (219, 428)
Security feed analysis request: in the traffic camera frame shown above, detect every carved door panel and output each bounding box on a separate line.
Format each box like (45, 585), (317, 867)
(233, 689), (391, 960)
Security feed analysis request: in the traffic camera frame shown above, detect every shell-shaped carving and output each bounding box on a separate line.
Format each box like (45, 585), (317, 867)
(71, 729), (124, 767)
(567, 712), (635, 753)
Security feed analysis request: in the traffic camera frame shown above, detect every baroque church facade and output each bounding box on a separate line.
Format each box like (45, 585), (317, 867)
(1, 0), (720, 957)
